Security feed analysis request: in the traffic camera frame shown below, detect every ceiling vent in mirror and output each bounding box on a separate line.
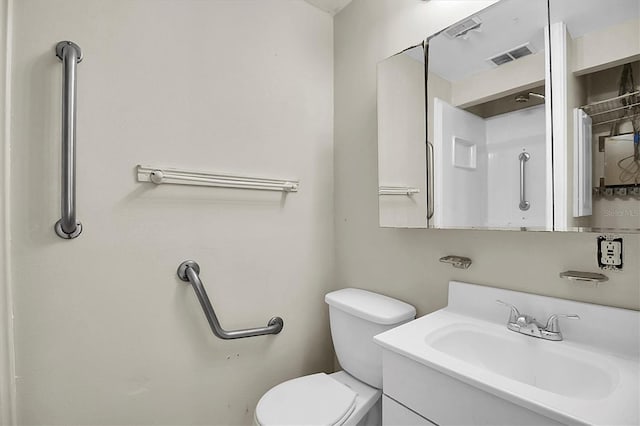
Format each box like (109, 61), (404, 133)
(490, 54), (513, 66)
(487, 43), (535, 67)
(444, 16), (482, 39)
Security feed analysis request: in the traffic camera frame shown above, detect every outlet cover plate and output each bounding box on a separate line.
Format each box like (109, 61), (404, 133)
(597, 235), (623, 270)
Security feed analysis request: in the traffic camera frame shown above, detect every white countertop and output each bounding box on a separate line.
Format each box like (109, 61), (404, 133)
(374, 281), (640, 426)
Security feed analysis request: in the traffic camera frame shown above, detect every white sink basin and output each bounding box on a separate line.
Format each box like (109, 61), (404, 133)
(374, 281), (640, 426)
(425, 323), (618, 400)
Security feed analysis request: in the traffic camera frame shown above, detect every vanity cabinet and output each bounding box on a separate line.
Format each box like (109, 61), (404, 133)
(380, 350), (563, 426)
(382, 396), (435, 426)
(377, 281), (640, 426)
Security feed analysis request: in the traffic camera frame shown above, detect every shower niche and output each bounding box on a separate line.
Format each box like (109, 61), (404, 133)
(376, 0), (640, 233)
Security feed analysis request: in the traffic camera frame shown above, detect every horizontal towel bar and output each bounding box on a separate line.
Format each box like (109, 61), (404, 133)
(379, 186), (420, 196)
(137, 165), (299, 192)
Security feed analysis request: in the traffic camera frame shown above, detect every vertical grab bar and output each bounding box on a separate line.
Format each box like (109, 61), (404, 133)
(177, 261), (284, 339)
(519, 152), (530, 211)
(54, 41), (83, 239)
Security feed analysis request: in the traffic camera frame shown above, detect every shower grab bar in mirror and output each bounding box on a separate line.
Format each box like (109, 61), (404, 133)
(378, 186), (420, 195)
(177, 260), (284, 339)
(427, 141), (434, 220)
(137, 165), (298, 192)
(54, 41), (83, 239)
(519, 152), (530, 211)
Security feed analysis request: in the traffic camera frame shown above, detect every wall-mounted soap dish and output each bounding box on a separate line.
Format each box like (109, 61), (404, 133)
(559, 270), (608, 284)
(440, 255), (472, 269)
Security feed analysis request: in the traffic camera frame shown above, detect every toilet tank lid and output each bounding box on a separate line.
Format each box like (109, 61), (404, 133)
(325, 288), (416, 325)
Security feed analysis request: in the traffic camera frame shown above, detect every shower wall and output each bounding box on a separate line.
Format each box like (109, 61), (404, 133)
(433, 101), (547, 228)
(486, 105), (547, 228)
(5, 0), (334, 424)
(433, 98), (489, 228)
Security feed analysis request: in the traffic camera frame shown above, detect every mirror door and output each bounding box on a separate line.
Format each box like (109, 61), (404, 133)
(377, 44), (428, 228)
(427, 0), (552, 230)
(549, 0), (640, 232)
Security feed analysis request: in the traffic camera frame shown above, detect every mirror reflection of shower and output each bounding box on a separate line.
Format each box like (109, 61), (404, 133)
(428, 0), (551, 230)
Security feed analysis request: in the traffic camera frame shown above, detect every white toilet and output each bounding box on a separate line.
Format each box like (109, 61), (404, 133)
(255, 288), (416, 426)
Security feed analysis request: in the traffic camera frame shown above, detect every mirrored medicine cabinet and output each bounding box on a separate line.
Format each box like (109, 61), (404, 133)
(377, 0), (640, 233)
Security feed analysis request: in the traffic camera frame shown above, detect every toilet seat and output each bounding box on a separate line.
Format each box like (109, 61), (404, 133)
(255, 373), (357, 426)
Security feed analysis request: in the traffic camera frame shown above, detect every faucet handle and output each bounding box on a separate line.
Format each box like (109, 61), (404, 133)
(496, 300), (520, 323)
(545, 314), (580, 333)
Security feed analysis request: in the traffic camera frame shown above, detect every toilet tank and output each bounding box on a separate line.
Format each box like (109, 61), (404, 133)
(325, 288), (416, 389)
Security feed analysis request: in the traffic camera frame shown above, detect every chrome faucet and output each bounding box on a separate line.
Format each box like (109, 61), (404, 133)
(496, 300), (580, 341)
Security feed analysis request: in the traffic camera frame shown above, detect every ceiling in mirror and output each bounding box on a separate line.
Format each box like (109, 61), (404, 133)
(464, 85), (545, 118)
(428, 1), (546, 83)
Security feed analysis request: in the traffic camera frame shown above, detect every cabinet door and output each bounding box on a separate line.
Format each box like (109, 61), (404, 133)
(377, 44), (428, 228)
(383, 395), (436, 426)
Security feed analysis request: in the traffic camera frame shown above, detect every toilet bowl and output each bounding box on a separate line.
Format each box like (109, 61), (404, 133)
(255, 288), (416, 426)
(254, 371), (380, 426)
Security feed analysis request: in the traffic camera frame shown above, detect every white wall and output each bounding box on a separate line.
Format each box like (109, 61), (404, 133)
(8, 1), (334, 424)
(433, 101), (547, 229)
(433, 98), (488, 228)
(334, 0), (640, 324)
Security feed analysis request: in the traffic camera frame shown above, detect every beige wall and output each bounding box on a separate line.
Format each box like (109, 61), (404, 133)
(3, 0), (640, 424)
(9, 0), (334, 424)
(574, 18), (640, 75)
(334, 0), (639, 320)
(451, 52), (546, 108)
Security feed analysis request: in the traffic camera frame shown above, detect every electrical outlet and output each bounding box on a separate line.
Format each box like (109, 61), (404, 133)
(597, 236), (623, 270)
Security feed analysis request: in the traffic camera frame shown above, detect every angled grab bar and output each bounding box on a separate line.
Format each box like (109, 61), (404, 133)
(177, 260), (284, 339)
(54, 41), (83, 239)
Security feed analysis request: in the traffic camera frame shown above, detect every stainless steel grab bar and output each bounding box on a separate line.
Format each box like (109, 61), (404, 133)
(427, 141), (434, 220)
(518, 152), (530, 211)
(54, 41), (83, 239)
(177, 260), (284, 339)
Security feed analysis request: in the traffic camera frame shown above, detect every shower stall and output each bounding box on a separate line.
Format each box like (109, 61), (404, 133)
(433, 98), (549, 229)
